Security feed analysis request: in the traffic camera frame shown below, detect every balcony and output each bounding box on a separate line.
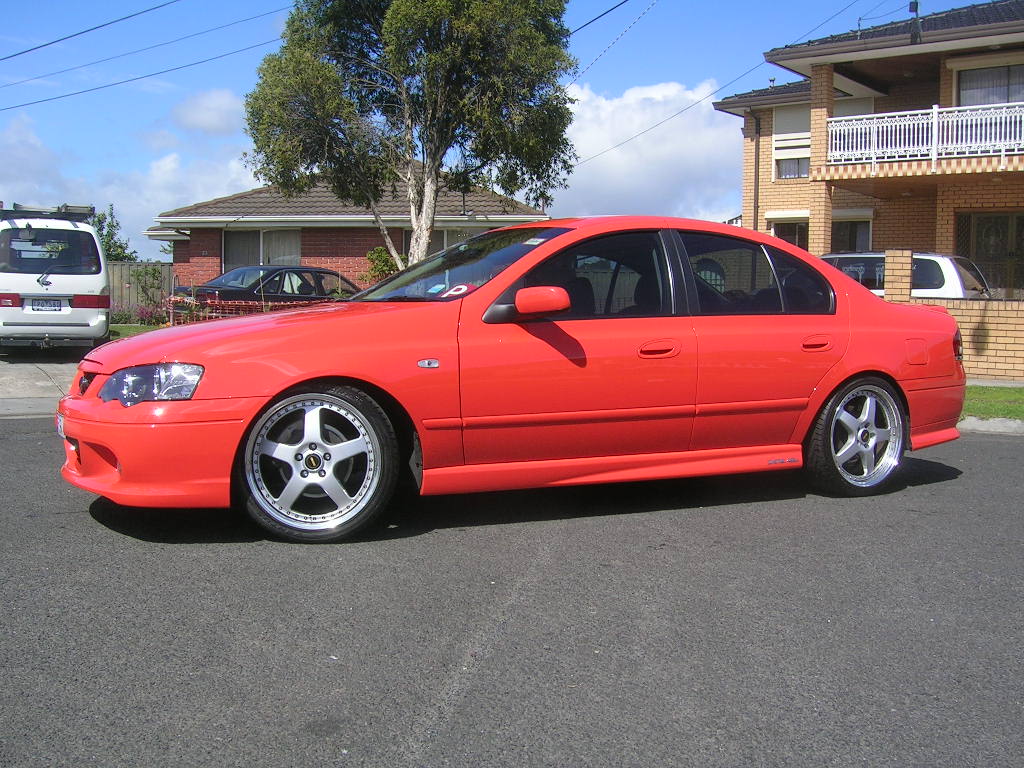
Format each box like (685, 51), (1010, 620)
(827, 102), (1024, 168)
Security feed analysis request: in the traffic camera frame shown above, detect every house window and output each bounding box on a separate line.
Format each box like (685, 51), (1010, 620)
(223, 230), (301, 271)
(958, 64), (1024, 106)
(773, 222), (808, 250)
(831, 220), (871, 253)
(776, 157), (809, 179)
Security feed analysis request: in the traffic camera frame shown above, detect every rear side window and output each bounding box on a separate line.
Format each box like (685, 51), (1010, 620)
(764, 246), (834, 314)
(826, 256), (884, 290)
(0, 228), (100, 275)
(679, 232), (781, 314)
(680, 233), (833, 315)
(912, 259), (945, 290)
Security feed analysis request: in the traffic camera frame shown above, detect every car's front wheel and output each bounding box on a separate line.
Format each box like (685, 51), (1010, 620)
(240, 386), (399, 542)
(806, 377), (906, 496)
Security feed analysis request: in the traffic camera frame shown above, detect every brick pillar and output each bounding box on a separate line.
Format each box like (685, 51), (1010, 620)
(883, 249), (913, 303)
(808, 64), (834, 255)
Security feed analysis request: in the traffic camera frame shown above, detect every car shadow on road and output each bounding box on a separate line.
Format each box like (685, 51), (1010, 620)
(0, 347), (88, 364)
(87, 456), (962, 545)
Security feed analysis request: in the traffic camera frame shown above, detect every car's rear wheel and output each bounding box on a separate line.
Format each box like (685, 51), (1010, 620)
(240, 386), (399, 542)
(806, 377), (906, 496)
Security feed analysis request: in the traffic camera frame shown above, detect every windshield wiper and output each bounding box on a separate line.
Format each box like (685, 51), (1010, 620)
(36, 264), (59, 286)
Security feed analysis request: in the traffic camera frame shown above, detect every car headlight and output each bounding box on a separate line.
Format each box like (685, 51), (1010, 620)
(98, 363), (204, 407)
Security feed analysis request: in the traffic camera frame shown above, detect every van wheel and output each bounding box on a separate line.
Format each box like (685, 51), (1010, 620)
(806, 377), (906, 496)
(239, 386), (399, 543)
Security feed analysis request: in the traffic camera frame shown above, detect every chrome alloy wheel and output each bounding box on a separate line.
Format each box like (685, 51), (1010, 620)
(245, 393), (382, 531)
(829, 384), (904, 488)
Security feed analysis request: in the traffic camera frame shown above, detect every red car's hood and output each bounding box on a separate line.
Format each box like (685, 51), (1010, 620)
(82, 301), (447, 373)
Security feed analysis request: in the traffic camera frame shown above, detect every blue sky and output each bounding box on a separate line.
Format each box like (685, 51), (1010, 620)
(0, 0), (971, 260)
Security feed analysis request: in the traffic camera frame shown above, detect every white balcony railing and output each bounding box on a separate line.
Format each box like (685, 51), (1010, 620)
(827, 102), (1024, 167)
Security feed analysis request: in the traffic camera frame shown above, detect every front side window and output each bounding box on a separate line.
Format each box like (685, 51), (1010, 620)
(0, 228), (100, 275)
(509, 231), (670, 319)
(358, 227), (570, 302)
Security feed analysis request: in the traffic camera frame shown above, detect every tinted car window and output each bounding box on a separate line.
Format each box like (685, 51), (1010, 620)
(319, 273), (357, 298)
(680, 232), (781, 314)
(825, 256), (884, 290)
(912, 259), (945, 290)
(514, 231), (669, 319)
(0, 228), (101, 275)
(765, 246), (834, 314)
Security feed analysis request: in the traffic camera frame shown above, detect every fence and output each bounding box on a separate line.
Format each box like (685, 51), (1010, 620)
(108, 262), (175, 310)
(166, 295), (332, 326)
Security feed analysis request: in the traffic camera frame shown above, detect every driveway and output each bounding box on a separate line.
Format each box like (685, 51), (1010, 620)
(0, 348), (81, 417)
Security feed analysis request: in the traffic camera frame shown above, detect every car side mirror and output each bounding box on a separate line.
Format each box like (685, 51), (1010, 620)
(482, 285), (572, 323)
(514, 286), (571, 316)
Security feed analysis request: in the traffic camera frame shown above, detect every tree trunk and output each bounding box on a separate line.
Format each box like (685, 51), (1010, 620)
(407, 168), (440, 264)
(369, 204), (406, 271)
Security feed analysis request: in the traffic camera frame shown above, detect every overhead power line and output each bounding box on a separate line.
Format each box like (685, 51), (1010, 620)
(573, 0), (658, 84)
(0, 6), (291, 91)
(0, 0), (185, 63)
(0, 39), (280, 113)
(571, 0), (632, 35)
(574, 0), (864, 167)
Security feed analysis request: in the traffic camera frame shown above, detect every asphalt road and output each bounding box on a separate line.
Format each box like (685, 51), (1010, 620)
(1, 419), (1021, 768)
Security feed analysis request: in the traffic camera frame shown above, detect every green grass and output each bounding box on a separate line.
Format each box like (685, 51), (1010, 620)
(110, 324), (157, 339)
(963, 386), (1024, 421)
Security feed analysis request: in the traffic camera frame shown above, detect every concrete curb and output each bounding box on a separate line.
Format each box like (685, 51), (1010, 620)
(956, 416), (1024, 436)
(0, 398), (61, 419)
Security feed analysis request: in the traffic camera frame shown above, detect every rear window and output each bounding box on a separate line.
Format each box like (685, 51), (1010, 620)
(826, 256), (884, 290)
(0, 228), (101, 275)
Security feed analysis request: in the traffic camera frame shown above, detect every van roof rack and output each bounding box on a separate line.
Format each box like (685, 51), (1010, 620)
(0, 202), (96, 223)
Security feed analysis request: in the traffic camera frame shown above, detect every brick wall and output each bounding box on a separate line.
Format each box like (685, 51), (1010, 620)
(170, 226), (406, 288)
(936, 178), (1024, 254)
(300, 227), (403, 287)
(172, 229), (222, 287)
(884, 249), (1024, 380)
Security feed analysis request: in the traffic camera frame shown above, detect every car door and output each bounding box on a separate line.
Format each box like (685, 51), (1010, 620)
(677, 231), (849, 451)
(457, 230), (698, 465)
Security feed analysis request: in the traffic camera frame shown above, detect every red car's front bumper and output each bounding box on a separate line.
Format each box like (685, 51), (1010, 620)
(57, 394), (266, 508)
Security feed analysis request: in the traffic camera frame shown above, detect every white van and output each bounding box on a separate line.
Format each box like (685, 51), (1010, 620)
(822, 252), (990, 299)
(0, 204), (110, 349)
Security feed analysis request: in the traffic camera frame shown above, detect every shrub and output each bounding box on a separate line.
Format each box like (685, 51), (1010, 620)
(361, 246), (402, 284)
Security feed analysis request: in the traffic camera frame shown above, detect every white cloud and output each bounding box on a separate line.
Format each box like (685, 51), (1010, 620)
(549, 81), (743, 223)
(172, 89), (245, 135)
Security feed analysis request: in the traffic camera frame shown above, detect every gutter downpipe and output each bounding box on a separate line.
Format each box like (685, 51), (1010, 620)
(752, 113), (761, 233)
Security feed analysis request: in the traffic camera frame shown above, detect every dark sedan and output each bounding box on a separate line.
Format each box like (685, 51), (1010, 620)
(174, 265), (359, 303)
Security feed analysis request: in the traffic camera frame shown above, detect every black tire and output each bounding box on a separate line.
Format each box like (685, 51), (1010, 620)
(239, 385), (399, 542)
(806, 377), (906, 496)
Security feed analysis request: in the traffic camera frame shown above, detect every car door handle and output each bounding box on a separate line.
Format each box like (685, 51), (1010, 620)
(801, 334), (833, 352)
(638, 339), (681, 358)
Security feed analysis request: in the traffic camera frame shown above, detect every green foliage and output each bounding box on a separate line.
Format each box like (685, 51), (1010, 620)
(130, 264), (166, 308)
(245, 0), (575, 265)
(90, 204), (138, 262)
(362, 246), (402, 284)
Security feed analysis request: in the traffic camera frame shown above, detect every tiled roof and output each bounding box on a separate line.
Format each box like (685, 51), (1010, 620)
(768, 0), (1024, 57)
(713, 79), (813, 109)
(157, 182), (544, 220)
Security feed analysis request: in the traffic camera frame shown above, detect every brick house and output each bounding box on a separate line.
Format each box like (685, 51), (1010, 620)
(713, 0), (1024, 289)
(146, 183), (548, 288)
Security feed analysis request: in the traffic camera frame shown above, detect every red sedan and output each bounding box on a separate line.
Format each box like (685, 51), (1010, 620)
(57, 217), (965, 542)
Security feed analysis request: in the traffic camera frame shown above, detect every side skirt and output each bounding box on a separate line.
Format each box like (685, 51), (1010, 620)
(420, 444), (804, 496)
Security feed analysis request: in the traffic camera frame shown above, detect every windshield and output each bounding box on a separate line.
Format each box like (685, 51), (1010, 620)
(205, 266), (275, 289)
(357, 227), (571, 302)
(0, 227), (101, 275)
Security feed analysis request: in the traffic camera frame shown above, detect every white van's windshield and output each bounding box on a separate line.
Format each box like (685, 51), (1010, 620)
(0, 228), (101, 275)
